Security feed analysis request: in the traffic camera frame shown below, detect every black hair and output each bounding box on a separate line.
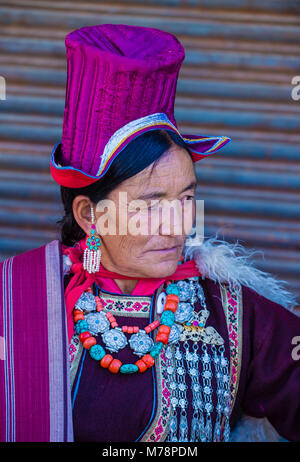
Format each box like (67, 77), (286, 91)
(57, 129), (193, 246)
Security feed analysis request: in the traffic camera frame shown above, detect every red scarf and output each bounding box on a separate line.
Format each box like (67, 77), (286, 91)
(62, 238), (201, 342)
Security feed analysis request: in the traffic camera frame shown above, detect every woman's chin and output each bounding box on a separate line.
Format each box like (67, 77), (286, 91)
(147, 255), (180, 278)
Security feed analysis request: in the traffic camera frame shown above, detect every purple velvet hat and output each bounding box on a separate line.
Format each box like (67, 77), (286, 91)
(50, 24), (231, 188)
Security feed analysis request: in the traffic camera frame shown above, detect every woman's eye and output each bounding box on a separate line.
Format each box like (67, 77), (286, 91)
(148, 203), (159, 210)
(146, 197), (194, 210)
(147, 200), (160, 210)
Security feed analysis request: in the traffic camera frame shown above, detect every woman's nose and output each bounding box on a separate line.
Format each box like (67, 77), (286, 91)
(158, 199), (189, 236)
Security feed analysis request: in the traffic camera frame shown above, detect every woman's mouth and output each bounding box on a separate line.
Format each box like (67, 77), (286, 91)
(151, 246), (179, 254)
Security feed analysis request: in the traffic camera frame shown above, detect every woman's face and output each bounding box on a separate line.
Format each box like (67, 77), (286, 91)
(95, 143), (197, 279)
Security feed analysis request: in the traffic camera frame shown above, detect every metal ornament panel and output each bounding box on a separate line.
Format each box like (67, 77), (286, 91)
(101, 327), (128, 353)
(85, 311), (110, 335)
(75, 291), (97, 313)
(128, 330), (154, 356)
(163, 278), (225, 346)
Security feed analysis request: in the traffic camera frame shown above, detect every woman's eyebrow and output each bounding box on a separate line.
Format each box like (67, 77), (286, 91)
(136, 180), (197, 200)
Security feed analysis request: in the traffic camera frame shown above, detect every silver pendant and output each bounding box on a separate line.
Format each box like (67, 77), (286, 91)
(197, 285), (206, 307)
(75, 291), (97, 313)
(164, 278), (231, 442)
(128, 330), (154, 356)
(176, 281), (194, 302)
(101, 327), (128, 353)
(175, 302), (194, 323)
(168, 323), (182, 344)
(85, 311), (110, 335)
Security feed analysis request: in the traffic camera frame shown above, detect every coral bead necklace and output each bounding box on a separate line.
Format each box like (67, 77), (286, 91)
(73, 281), (180, 374)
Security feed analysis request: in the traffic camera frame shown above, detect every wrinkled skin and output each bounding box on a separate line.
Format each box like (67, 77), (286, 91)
(73, 143), (196, 294)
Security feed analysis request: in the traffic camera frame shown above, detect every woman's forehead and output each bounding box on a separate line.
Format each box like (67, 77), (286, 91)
(114, 146), (196, 199)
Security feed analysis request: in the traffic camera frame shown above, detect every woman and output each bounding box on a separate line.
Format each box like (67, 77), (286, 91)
(0, 24), (299, 443)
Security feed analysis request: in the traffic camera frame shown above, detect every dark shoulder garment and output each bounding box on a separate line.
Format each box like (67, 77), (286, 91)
(66, 274), (300, 442)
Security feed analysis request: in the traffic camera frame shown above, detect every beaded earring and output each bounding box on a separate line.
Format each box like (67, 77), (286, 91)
(83, 204), (102, 273)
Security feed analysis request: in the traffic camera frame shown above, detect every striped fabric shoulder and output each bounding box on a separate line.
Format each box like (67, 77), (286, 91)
(0, 240), (73, 442)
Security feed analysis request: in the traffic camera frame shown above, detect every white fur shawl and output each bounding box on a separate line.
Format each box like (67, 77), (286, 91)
(183, 233), (298, 312)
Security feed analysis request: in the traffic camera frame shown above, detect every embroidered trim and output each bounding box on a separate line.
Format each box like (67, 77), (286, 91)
(97, 113), (179, 176)
(69, 334), (83, 389)
(219, 282), (243, 412)
(97, 112), (230, 176)
(140, 349), (172, 442)
(97, 289), (152, 318)
(206, 136), (228, 153)
(140, 283), (172, 442)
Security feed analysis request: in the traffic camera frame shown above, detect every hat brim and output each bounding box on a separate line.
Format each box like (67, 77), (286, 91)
(180, 133), (231, 162)
(50, 132), (231, 188)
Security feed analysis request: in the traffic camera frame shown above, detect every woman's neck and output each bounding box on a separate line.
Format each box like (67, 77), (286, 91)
(113, 278), (139, 295)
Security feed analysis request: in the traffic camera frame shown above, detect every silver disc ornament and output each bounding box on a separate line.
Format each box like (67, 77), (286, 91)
(85, 311), (110, 335)
(101, 327), (128, 353)
(75, 291), (97, 313)
(128, 330), (154, 356)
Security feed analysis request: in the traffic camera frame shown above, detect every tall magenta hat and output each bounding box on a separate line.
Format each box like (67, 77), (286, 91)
(50, 24), (231, 188)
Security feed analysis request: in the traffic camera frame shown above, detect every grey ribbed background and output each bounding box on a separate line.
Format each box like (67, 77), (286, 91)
(0, 0), (299, 302)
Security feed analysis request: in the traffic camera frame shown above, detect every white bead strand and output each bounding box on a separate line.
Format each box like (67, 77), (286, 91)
(83, 205), (102, 274)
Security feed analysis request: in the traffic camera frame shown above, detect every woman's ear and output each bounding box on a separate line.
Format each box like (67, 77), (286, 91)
(72, 195), (93, 236)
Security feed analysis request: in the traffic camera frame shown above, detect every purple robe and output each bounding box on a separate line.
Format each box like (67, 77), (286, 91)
(0, 239), (300, 441)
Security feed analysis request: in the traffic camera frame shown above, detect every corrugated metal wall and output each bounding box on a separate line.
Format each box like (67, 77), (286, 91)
(0, 1), (300, 302)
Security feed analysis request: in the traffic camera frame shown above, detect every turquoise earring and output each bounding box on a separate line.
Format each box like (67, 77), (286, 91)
(83, 205), (101, 273)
